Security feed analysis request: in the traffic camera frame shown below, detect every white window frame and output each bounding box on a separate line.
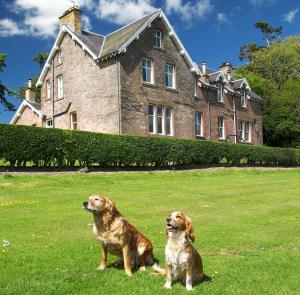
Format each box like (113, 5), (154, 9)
(217, 83), (223, 103)
(245, 121), (252, 143)
(148, 104), (156, 134)
(46, 118), (53, 128)
(218, 117), (225, 139)
(153, 29), (162, 48)
(195, 112), (203, 137)
(58, 50), (63, 64)
(70, 112), (78, 130)
(241, 90), (247, 108)
(46, 80), (51, 99)
(165, 64), (175, 89)
(156, 105), (164, 135)
(57, 75), (64, 99)
(142, 58), (153, 84)
(165, 107), (173, 136)
(238, 120), (252, 143)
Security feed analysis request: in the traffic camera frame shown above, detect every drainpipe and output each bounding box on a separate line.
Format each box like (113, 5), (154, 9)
(52, 57), (55, 128)
(208, 99), (211, 140)
(233, 97), (237, 143)
(116, 56), (121, 135)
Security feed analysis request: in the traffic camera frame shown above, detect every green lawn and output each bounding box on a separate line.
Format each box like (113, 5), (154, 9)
(0, 169), (299, 294)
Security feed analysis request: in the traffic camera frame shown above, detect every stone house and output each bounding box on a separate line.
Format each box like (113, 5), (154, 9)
(10, 7), (263, 144)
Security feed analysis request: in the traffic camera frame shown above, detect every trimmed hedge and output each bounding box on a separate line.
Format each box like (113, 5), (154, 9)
(0, 124), (300, 168)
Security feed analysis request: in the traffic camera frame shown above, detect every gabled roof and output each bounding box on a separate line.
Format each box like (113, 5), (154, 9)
(99, 10), (159, 59)
(10, 100), (44, 124)
(36, 8), (200, 86)
(208, 71), (229, 84)
(232, 78), (251, 90)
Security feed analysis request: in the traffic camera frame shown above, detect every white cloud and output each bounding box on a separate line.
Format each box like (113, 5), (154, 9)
(0, 0), (93, 38)
(95, 0), (156, 25)
(217, 12), (229, 24)
(165, 0), (213, 22)
(283, 8), (299, 23)
(0, 18), (26, 37)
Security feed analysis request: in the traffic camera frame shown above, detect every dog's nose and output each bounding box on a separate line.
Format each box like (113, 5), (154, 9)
(83, 201), (88, 206)
(166, 218), (171, 222)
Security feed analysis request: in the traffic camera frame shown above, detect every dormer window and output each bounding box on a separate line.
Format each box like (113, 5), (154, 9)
(217, 82), (223, 103)
(153, 30), (161, 48)
(241, 90), (247, 108)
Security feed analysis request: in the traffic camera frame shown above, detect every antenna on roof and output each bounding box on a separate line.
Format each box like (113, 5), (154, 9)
(67, 0), (76, 8)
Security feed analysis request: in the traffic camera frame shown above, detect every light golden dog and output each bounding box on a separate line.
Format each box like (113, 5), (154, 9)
(163, 211), (204, 291)
(83, 195), (156, 276)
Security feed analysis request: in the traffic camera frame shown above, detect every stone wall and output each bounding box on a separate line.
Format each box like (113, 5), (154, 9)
(119, 18), (196, 138)
(15, 106), (42, 127)
(41, 33), (119, 133)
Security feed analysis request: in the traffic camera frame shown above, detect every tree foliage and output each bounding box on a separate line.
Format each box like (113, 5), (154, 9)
(254, 21), (282, 47)
(0, 53), (16, 112)
(237, 36), (300, 148)
(32, 52), (48, 69)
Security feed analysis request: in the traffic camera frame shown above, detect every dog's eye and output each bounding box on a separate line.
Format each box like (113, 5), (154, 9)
(94, 198), (99, 201)
(176, 216), (180, 219)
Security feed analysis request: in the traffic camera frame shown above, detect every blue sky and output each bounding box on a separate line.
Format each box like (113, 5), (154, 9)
(0, 0), (299, 123)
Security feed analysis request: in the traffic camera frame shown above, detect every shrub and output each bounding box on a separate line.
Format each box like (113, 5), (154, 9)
(0, 124), (299, 168)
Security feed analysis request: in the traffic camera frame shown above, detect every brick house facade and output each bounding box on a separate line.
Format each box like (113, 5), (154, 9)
(11, 7), (263, 145)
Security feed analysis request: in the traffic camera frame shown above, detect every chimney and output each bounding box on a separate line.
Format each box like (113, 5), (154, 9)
(25, 79), (36, 102)
(201, 61), (207, 75)
(220, 62), (233, 81)
(59, 6), (82, 32)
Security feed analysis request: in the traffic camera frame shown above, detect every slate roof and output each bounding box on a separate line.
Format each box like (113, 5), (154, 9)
(26, 100), (42, 111)
(73, 30), (104, 56)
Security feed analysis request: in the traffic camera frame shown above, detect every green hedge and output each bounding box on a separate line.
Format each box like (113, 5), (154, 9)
(0, 124), (299, 167)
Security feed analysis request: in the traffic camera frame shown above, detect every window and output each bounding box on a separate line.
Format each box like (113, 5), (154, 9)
(142, 58), (153, 84)
(218, 117), (225, 139)
(58, 50), (63, 64)
(165, 64), (175, 89)
(238, 120), (245, 142)
(148, 105), (155, 133)
(217, 83), (223, 102)
(165, 107), (173, 136)
(153, 30), (161, 48)
(238, 120), (252, 143)
(195, 112), (203, 137)
(148, 104), (173, 136)
(245, 121), (251, 142)
(241, 91), (247, 107)
(70, 112), (77, 130)
(46, 80), (51, 99)
(46, 119), (53, 128)
(157, 105), (163, 134)
(57, 75), (63, 98)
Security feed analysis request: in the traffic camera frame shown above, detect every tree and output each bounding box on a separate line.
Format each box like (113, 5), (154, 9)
(239, 43), (262, 61)
(32, 52), (48, 69)
(0, 53), (16, 111)
(254, 21), (282, 47)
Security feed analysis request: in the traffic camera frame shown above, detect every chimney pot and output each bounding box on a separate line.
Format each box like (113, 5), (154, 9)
(200, 61), (207, 76)
(25, 79), (35, 102)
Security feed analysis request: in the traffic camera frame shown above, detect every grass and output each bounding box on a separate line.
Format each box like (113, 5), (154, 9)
(0, 168), (299, 294)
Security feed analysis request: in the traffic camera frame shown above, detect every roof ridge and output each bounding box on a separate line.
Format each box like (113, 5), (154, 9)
(104, 9), (160, 38)
(81, 29), (105, 37)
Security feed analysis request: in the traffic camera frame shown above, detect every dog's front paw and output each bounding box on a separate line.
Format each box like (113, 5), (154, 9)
(96, 264), (106, 271)
(139, 266), (146, 272)
(186, 284), (194, 291)
(164, 281), (172, 289)
(125, 270), (133, 277)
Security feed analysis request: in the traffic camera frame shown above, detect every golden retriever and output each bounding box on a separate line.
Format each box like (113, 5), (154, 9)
(163, 211), (204, 291)
(83, 194), (157, 276)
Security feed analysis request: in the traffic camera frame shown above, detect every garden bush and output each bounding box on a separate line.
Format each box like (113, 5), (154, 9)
(0, 124), (299, 168)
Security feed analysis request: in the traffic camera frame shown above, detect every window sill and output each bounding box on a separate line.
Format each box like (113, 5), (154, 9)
(153, 46), (165, 51)
(142, 82), (155, 88)
(165, 87), (178, 93)
(55, 97), (64, 102)
(196, 136), (205, 140)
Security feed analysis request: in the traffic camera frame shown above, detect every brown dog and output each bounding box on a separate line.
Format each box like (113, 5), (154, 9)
(83, 195), (156, 276)
(164, 211), (204, 291)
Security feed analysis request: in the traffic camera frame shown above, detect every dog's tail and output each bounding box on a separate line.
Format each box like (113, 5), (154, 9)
(151, 263), (166, 274)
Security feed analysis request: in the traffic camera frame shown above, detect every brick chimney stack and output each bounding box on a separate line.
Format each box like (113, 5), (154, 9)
(220, 62), (233, 81)
(25, 79), (36, 102)
(59, 6), (82, 32)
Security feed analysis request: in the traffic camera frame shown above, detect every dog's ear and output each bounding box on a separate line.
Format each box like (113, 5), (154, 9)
(185, 216), (195, 243)
(107, 199), (121, 217)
